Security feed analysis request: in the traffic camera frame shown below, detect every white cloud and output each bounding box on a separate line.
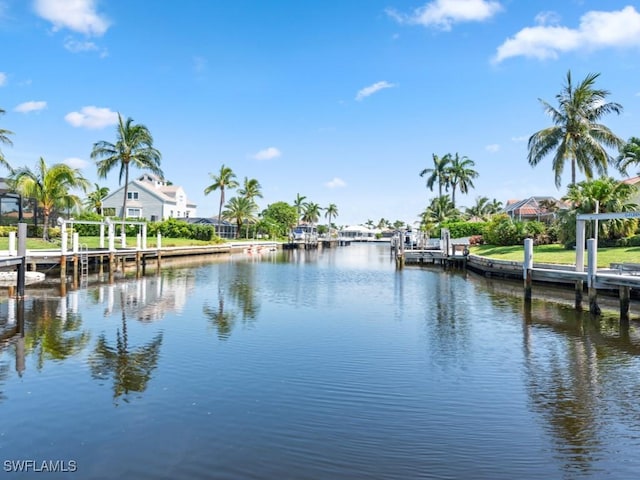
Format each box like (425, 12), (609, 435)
(494, 6), (640, 63)
(34, 0), (110, 36)
(325, 177), (347, 188)
(0, 72), (6, 86)
(485, 143), (500, 153)
(387, 0), (502, 31)
(355, 81), (396, 101)
(64, 157), (89, 169)
(251, 147), (281, 160)
(511, 135), (528, 142)
(14, 101), (47, 113)
(65, 106), (118, 129)
(64, 37), (97, 52)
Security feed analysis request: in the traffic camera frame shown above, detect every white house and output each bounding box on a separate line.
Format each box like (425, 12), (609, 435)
(102, 173), (197, 221)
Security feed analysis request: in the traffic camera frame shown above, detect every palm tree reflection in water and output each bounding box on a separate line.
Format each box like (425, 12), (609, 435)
(89, 290), (163, 405)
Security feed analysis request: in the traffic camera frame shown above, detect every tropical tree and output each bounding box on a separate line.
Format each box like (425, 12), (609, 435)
(293, 193), (307, 227)
(420, 153), (451, 197)
(11, 157), (89, 240)
(421, 195), (460, 225)
(204, 164), (239, 234)
(465, 196), (492, 220)
(222, 196), (257, 238)
(447, 153), (478, 207)
(84, 183), (110, 216)
(325, 203), (339, 238)
(562, 177), (638, 241)
(528, 70), (624, 187)
(365, 219), (375, 230)
(260, 202), (298, 237)
(238, 176), (263, 202)
(488, 198), (503, 215)
(617, 137), (640, 176)
(302, 202), (322, 227)
(0, 108), (13, 172)
(91, 113), (163, 220)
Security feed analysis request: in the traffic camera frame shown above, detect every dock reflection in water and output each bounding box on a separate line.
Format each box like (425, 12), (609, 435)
(0, 244), (638, 479)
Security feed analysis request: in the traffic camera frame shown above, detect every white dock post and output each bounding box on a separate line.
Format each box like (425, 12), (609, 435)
(523, 238), (533, 302)
(142, 224), (148, 250)
(8, 231), (16, 256)
(121, 228), (126, 248)
(136, 233), (141, 250)
(99, 223), (105, 249)
(587, 238), (600, 315)
(157, 232), (162, 249)
(72, 232), (79, 254)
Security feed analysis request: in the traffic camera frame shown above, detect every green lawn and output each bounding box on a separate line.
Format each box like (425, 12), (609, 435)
(471, 244), (640, 268)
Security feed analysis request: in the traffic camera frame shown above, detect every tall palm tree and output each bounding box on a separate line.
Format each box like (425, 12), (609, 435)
(0, 108), (13, 172)
(617, 137), (640, 176)
(420, 153), (451, 197)
(488, 198), (503, 215)
(222, 196), (257, 239)
(447, 153), (478, 207)
(91, 113), (163, 220)
(325, 203), (339, 238)
(528, 71), (624, 188)
(84, 183), (110, 216)
(11, 157), (89, 240)
(204, 164), (239, 235)
(302, 202), (322, 227)
(293, 193), (307, 227)
(238, 177), (263, 202)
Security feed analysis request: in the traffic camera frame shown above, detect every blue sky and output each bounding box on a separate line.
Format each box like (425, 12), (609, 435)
(1, 0), (640, 226)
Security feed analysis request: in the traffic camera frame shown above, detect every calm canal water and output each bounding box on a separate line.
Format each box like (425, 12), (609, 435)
(1, 243), (639, 479)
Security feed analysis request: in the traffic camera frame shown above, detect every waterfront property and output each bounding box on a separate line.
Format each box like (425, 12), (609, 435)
(101, 173), (197, 221)
(0, 243), (639, 479)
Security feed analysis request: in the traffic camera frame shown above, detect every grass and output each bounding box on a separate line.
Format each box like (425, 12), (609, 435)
(471, 243), (640, 268)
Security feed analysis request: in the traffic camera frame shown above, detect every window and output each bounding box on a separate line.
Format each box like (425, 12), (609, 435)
(127, 191), (139, 200)
(170, 210), (173, 217)
(127, 208), (142, 218)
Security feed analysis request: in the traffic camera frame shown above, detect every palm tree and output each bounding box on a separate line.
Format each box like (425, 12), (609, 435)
(420, 153), (451, 197)
(488, 198), (503, 215)
(447, 153), (478, 207)
(365, 219), (374, 230)
(465, 196), (491, 220)
(222, 196), (257, 239)
(0, 108), (13, 172)
(204, 164), (239, 235)
(238, 177), (263, 202)
(528, 71), (624, 188)
(91, 113), (163, 220)
(562, 177), (638, 241)
(84, 183), (110, 216)
(302, 202), (322, 227)
(325, 203), (339, 238)
(293, 193), (307, 227)
(421, 195), (460, 225)
(11, 157), (89, 240)
(617, 137), (640, 176)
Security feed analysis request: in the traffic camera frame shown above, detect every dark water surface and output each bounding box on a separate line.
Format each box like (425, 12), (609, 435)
(1, 243), (639, 479)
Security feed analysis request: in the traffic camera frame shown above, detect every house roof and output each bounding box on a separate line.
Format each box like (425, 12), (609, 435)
(502, 196), (563, 216)
(622, 176), (640, 185)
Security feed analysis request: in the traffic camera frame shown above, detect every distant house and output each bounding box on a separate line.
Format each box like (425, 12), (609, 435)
(503, 196), (565, 222)
(339, 225), (380, 240)
(102, 173), (197, 221)
(622, 176), (640, 207)
(186, 217), (237, 239)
